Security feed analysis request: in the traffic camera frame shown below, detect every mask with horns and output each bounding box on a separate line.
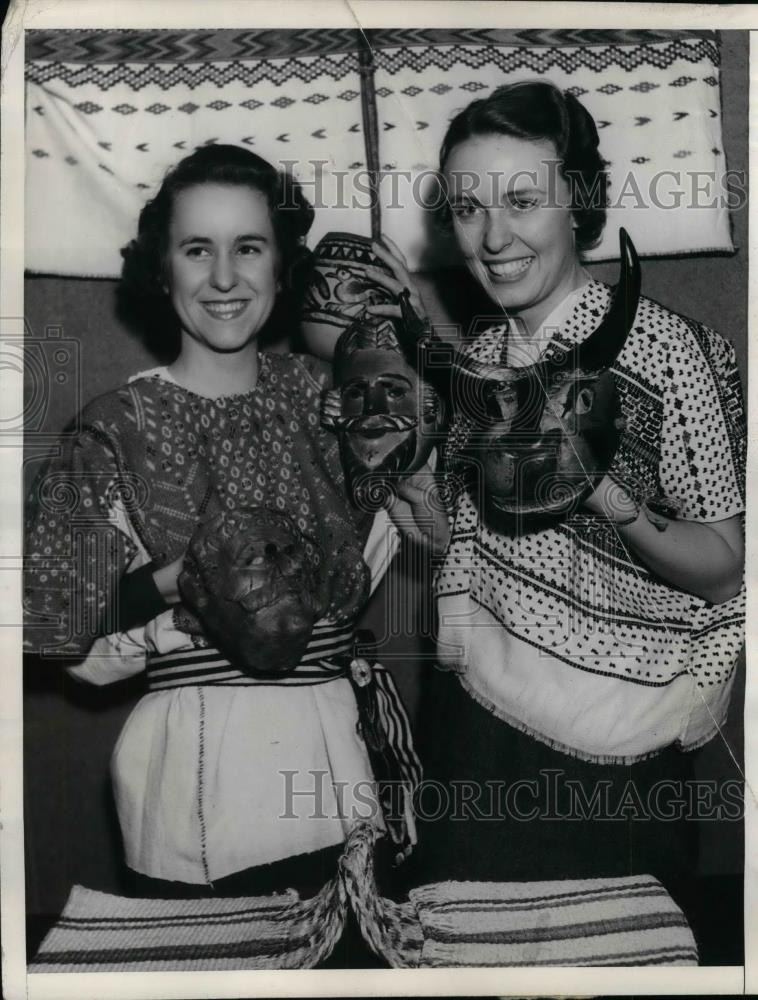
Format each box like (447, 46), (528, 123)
(397, 228), (642, 529)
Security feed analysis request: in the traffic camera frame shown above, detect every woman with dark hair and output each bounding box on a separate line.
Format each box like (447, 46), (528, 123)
(367, 81), (745, 931)
(118, 144), (315, 360)
(437, 77), (608, 256)
(24, 144), (410, 902)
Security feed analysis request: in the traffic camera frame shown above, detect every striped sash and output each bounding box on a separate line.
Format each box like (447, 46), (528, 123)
(146, 620), (355, 690)
(371, 667), (423, 791)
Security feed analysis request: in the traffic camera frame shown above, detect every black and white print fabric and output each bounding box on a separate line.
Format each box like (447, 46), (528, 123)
(437, 280), (745, 763)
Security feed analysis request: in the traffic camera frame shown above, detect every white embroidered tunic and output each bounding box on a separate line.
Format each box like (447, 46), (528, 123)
(25, 355), (392, 883)
(436, 279), (746, 764)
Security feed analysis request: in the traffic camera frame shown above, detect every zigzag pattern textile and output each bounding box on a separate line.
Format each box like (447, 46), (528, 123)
(26, 28), (731, 276)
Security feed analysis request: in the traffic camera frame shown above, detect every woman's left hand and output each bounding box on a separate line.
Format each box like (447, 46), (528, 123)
(583, 474), (639, 522)
(385, 467), (451, 557)
(364, 235), (427, 322)
(583, 473), (744, 605)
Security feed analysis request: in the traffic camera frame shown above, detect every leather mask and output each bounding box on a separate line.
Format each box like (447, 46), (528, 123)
(397, 228), (642, 529)
(178, 507), (323, 676)
(322, 314), (442, 508)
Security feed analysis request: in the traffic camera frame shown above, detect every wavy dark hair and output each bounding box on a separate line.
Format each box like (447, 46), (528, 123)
(438, 80), (608, 254)
(118, 144), (315, 359)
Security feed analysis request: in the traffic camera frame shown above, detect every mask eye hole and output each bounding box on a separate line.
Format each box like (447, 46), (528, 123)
(575, 387), (595, 415)
(264, 542), (278, 558)
(283, 544), (295, 557)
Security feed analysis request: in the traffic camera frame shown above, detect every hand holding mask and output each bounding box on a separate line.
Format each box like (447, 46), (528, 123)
(301, 232), (396, 360)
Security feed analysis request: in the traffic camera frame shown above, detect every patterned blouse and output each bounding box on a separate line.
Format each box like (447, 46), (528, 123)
(436, 279), (746, 764)
(24, 351), (366, 660)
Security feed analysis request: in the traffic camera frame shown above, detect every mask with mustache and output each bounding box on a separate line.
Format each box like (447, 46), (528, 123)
(322, 315), (442, 509)
(178, 507), (323, 676)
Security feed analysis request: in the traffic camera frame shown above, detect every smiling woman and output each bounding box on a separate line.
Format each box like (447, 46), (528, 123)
(367, 81), (746, 948)
(166, 185), (280, 369)
(23, 146), (418, 913)
(444, 133), (585, 332)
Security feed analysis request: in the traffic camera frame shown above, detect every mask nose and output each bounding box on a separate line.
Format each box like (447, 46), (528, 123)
(268, 540), (303, 578)
(363, 383), (388, 416)
(482, 209), (514, 256)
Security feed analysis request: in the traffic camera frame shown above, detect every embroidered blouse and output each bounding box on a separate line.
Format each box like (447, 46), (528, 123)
(436, 279), (746, 764)
(22, 353), (388, 883)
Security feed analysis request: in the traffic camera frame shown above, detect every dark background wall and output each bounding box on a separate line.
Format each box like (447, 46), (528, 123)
(24, 31), (747, 920)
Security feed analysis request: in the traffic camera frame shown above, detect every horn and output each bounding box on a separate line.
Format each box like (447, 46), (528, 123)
(552, 228), (641, 376)
(398, 287), (431, 348)
(577, 227), (640, 370)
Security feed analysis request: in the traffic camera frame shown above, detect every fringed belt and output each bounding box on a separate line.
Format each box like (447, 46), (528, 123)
(146, 626), (422, 857)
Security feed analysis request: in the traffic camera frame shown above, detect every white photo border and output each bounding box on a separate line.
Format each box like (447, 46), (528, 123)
(2, 2), (755, 997)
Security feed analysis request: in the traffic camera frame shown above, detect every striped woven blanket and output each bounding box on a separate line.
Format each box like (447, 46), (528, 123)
(408, 878), (698, 967)
(29, 874), (346, 971)
(29, 824), (697, 970)
(339, 824), (698, 967)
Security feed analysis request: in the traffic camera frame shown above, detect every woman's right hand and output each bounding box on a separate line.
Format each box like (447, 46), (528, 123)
(152, 555), (185, 605)
(364, 235), (427, 323)
(318, 540), (371, 625)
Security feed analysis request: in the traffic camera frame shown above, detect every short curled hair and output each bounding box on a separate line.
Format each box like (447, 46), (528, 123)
(118, 144), (315, 358)
(438, 80), (608, 254)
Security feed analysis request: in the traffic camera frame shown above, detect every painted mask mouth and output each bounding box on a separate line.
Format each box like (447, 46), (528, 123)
(488, 429), (562, 456)
(483, 428), (590, 517)
(333, 414), (418, 434)
(489, 483), (587, 517)
(344, 428), (420, 482)
(234, 570), (316, 616)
